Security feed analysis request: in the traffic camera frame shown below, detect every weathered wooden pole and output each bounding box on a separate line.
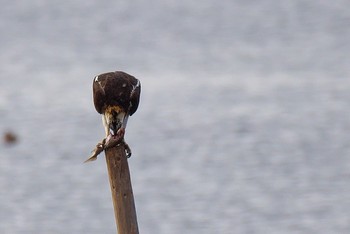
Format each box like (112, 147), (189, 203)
(105, 144), (139, 234)
(88, 70), (141, 233)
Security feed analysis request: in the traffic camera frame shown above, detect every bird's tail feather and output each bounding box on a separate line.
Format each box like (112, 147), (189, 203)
(84, 155), (97, 163)
(84, 140), (105, 163)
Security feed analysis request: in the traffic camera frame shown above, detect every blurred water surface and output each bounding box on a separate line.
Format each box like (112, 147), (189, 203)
(0, 1), (350, 233)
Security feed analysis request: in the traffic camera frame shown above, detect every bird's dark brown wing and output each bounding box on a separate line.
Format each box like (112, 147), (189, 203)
(92, 74), (109, 114)
(129, 80), (141, 116)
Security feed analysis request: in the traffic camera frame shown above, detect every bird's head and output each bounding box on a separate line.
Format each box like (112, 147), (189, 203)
(104, 105), (127, 140)
(108, 120), (122, 137)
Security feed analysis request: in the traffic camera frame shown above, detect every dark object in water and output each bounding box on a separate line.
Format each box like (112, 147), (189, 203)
(3, 131), (17, 144)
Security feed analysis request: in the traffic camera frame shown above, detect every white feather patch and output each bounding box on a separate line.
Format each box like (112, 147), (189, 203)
(102, 114), (108, 136)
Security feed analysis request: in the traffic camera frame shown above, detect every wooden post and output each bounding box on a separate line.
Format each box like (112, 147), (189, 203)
(105, 145), (139, 234)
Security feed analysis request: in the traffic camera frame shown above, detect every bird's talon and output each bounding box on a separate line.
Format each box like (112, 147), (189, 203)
(123, 141), (132, 158)
(125, 150), (132, 158)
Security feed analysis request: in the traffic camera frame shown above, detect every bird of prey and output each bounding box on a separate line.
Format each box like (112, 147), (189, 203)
(92, 71), (141, 157)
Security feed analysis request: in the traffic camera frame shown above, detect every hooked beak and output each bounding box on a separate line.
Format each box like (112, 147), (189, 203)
(108, 122), (119, 137)
(109, 128), (115, 136)
(106, 124), (125, 147)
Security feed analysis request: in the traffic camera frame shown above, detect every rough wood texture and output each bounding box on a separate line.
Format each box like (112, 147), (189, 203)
(105, 145), (139, 234)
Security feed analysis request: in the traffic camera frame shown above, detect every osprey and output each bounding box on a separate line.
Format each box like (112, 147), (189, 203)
(93, 71), (141, 157)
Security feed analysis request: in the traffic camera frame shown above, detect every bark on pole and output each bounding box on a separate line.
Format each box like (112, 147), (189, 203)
(105, 145), (139, 234)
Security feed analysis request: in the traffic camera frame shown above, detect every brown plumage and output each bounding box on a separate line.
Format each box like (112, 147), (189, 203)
(93, 71), (141, 116)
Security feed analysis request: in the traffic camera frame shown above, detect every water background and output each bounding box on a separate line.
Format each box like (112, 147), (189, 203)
(1, 1), (350, 233)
